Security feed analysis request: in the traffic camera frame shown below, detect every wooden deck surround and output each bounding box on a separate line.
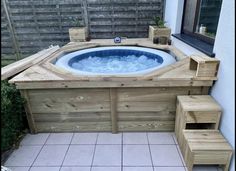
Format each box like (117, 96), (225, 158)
(4, 38), (220, 133)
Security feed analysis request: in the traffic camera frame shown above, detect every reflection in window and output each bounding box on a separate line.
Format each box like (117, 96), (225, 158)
(182, 0), (222, 43)
(195, 0), (222, 38)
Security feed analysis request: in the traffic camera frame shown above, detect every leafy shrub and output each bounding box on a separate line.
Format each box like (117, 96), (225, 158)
(1, 80), (28, 153)
(153, 16), (166, 28)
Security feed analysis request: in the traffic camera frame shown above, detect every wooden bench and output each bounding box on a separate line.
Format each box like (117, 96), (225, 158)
(182, 130), (233, 171)
(175, 95), (222, 154)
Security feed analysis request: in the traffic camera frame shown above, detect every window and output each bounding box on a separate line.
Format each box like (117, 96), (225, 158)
(182, 0), (222, 44)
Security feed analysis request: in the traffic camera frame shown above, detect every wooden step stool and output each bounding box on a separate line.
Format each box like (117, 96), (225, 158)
(175, 95), (221, 154)
(182, 130), (233, 171)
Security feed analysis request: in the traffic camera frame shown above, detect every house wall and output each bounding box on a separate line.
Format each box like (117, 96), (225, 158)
(165, 0), (235, 170)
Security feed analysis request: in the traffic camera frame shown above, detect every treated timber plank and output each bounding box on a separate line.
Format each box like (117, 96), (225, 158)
(14, 80), (214, 89)
(186, 111), (221, 123)
(118, 111), (175, 121)
(110, 88), (118, 133)
(33, 112), (110, 122)
(178, 95), (222, 112)
(9, 65), (65, 82)
(1, 46), (59, 80)
(118, 121), (175, 131)
(117, 101), (176, 112)
(117, 87), (202, 102)
(28, 89), (110, 102)
(30, 101), (110, 113)
(139, 58), (190, 79)
(36, 121), (111, 132)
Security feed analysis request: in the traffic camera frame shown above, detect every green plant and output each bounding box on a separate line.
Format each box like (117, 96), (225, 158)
(1, 80), (28, 153)
(153, 16), (166, 28)
(73, 17), (82, 27)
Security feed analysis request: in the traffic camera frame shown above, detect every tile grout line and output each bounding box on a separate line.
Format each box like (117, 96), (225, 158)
(171, 134), (186, 167)
(171, 132), (178, 145)
(146, 132), (155, 171)
(90, 133), (99, 171)
(59, 133), (75, 171)
(29, 133), (51, 170)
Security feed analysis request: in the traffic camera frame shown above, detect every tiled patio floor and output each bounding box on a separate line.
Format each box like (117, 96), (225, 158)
(4, 132), (222, 171)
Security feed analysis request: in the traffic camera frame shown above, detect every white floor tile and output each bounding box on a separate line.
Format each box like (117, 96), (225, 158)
(60, 167), (90, 171)
(45, 133), (73, 145)
(123, 145), (152, 166)
(93, 145), (121, 166)
(150, 145), (183, 166)
(7, 167), (30, 171)
(97, 133), (122, 144)
(71, 133), (97, 144)
(154, 167), (186, 171)
(123, 133), (148, 144)
(91, 167), (121, 171)
(4, 146), (42, 166)
(148, 132), (175, 144)
(33, 145), (68, 166)
(123, 167), (153, 171)
(20, 134), (50, 145)
(29, 167), (60, 171)
(63, 145), (95, 166)
(5, 132), (225, 171)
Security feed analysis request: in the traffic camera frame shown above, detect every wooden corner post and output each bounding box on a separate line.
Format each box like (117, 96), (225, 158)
(20, 90), (37, 134)
(110, 88), (118, 133)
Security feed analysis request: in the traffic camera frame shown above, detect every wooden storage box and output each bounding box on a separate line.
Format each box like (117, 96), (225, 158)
(69, 27), (88, 42)
(175, 95), (221, 154)
(190, 55), (220, 77)
(182, 130), (233, 171)
(148, 25), (171, 41)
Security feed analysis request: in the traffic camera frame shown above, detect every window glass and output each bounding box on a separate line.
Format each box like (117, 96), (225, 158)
(182, 0), (222, 42)
(195, 0), (222, 38)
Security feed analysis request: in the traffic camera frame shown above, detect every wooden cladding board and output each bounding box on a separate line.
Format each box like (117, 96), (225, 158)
(25, 86), (207, 133)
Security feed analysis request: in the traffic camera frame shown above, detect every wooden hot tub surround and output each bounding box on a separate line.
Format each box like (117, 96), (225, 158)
(3, 39), (220, 133)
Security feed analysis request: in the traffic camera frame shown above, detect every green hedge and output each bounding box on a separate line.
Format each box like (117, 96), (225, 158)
(1, 80), (28, 153)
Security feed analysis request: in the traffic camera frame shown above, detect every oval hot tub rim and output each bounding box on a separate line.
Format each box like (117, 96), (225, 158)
(54, 46), (176, 76)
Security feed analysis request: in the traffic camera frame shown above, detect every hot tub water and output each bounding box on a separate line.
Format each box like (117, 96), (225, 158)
(55, 46), (176, 76)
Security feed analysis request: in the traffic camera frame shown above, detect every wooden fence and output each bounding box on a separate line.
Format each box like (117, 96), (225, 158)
(1, 0), (165, 61)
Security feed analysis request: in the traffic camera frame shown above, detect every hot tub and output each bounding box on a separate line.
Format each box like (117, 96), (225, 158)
(54, 46), (176, 76)
(8, 40), (217, 133)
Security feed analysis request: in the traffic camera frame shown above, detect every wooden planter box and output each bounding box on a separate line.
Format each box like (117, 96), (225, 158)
(69, 27), (88, 42)
(148, 25), (171, 41)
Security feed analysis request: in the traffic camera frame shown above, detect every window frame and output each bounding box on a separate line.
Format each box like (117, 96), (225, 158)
(181, 0), (221, 45)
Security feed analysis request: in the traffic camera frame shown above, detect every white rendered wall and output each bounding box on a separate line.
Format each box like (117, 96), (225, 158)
(164, 0), (184, 34)
(165, 0), (235, 170)
(210, 0), (235, 170)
